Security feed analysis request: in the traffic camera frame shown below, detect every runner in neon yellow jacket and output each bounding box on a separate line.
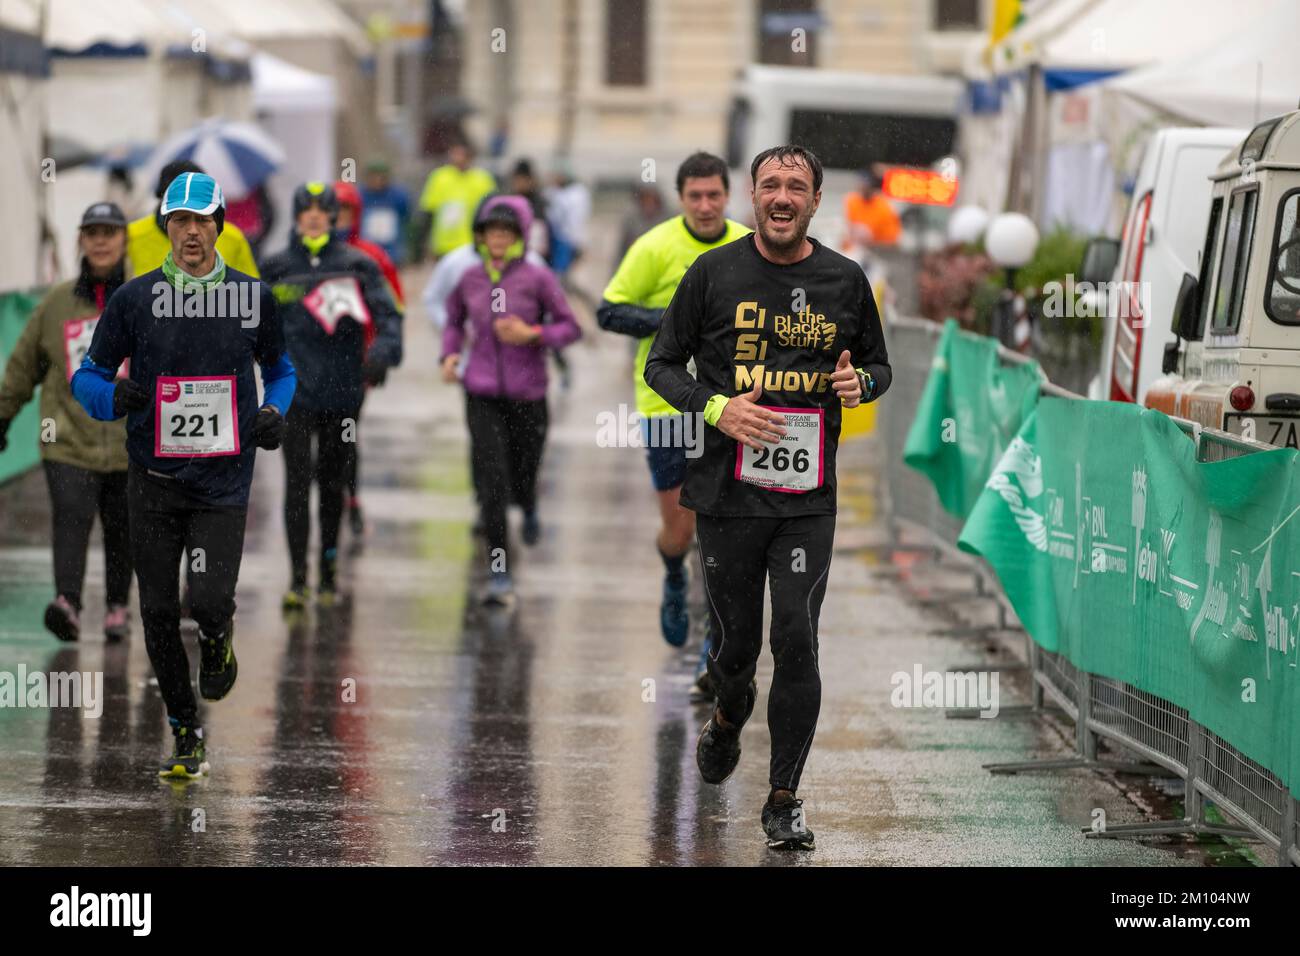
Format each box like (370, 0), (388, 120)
(419, 142), (496, 258)
(596, 151), (749, 684)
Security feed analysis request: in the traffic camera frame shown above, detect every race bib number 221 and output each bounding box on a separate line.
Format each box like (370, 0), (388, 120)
(155, 376), (238, 457)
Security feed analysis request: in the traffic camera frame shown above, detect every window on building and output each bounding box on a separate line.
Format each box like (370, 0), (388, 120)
(758, 0), (819, 67)
(934, 0), (981, 31)
(606, 0), (647, 86)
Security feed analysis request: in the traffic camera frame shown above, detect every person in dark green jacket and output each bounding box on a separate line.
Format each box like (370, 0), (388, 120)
(0, 202), (133, 642)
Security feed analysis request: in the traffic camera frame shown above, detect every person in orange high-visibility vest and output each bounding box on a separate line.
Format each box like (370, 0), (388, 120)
(842, 169), (901, 249)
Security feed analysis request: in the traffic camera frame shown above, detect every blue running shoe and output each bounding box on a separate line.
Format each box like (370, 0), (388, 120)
(660, 572), (689, 647)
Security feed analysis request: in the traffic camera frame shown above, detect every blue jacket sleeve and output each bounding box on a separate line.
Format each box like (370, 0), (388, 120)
(70, 359), (120, 422)
(260, 353), (296, 415)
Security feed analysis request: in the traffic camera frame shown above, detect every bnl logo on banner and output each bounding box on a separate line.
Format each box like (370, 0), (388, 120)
(1080, 496), (1125, 575)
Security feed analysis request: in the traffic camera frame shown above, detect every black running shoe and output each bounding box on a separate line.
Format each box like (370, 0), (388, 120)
(689, 669), (714, 705)
(43, 596), (80, 642)
(159, 723), (208, 779)
(198, 626), (238, 701)
(762, 792), (815, 850)
(695, 678), (757, 784)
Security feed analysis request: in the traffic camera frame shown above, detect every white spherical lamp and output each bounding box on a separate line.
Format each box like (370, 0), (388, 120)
(947, 205), (989, 245)
(985, 212), (1039, 268)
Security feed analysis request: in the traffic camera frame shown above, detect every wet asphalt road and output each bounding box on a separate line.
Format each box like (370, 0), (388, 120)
(0, 262), (1253, 866)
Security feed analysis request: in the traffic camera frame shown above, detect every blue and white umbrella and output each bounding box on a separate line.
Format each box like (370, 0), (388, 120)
(141, 119), (286, 200)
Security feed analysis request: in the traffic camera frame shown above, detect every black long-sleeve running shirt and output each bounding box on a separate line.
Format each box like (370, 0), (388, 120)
(644, 235), (890, 517)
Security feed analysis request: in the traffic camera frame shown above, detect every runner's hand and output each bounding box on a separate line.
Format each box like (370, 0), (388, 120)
(716, 378), (786, 451)
(494, 315), (541, 346)
(832, 350), (862, 408)
(252, 405), (285, 450)
(441, 354), (461, 384)
(361, 359), (389, 387)
(112, 379), (149, 417)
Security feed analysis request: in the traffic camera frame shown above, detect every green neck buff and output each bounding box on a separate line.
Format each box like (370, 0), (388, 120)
(301, 232), (331, 256)
(162, 251), (227, 291)
(477, 238), (525, 283)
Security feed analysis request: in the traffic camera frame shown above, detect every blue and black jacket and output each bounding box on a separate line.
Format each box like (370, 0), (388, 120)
(71, 265), (296, 507)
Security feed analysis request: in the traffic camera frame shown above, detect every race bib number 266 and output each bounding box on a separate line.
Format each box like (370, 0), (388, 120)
(735, 406), (824, 493)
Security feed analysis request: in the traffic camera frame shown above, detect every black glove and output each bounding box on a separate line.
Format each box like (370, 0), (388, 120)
(0, 418), (10, 453)
(361, 360), (389, 387)
(252, 405), (285, 450)
(112, 379), (149, 417)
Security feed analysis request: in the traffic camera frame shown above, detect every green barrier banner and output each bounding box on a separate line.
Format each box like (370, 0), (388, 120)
(0, 290), (45, 485)
(903, 318), (1042, 518)
(959, 397), (1299, 797)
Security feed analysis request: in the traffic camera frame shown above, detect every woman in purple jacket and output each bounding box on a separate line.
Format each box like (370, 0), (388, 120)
(441, 194), (581, 603)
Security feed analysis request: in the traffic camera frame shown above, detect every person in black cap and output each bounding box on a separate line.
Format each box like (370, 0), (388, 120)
(0, 201), (134, 641)
(125, 159), (261, 277)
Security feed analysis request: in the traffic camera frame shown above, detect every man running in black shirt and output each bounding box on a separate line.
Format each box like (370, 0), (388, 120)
(644, 145), (890, 850)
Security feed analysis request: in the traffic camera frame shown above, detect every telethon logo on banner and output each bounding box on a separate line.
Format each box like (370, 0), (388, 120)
(303, 277), (371, 336)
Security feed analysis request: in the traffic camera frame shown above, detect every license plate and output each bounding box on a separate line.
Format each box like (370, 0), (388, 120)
(1224, 414), (1300, 448)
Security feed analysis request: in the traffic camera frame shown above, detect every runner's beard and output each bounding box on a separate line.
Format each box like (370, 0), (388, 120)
(756, 204), (814, 255)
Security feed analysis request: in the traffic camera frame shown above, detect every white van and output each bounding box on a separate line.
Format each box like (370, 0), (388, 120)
(723, 65), (963, 248)
(1090, 127), (1245, 403)
(1147, 111), (1300, 447)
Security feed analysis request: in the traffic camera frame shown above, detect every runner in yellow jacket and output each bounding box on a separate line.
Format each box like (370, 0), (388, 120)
(418, 142), (496, 259)
(596, 152), (749, 691)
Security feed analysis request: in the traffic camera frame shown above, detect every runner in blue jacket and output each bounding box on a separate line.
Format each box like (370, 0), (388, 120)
(72, 172), (296, 779)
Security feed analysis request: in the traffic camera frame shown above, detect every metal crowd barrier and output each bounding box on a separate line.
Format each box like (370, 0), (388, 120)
(879, 319), (1021, 643)
(880, 318), (964, 557)
(880, 315), (1300, 867)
